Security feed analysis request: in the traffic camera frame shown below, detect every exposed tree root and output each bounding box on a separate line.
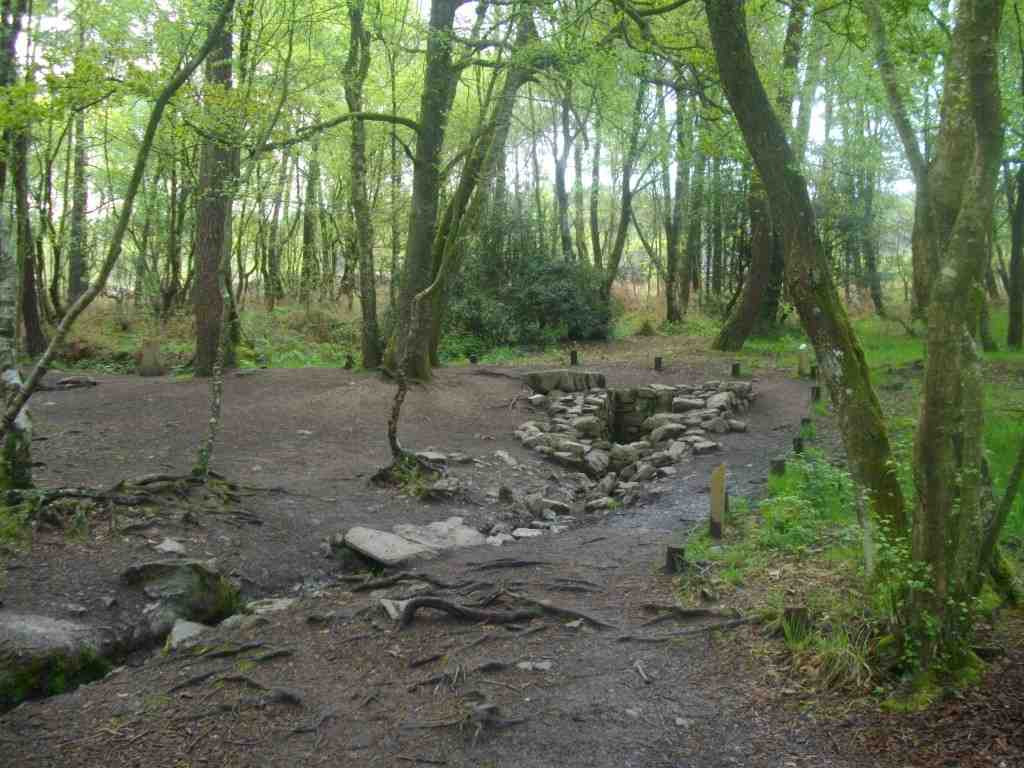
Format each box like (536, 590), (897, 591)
(399, 597), (539, 629)
(468, 559), (551, 572)
(509, 593), (617, 630)
(616, 617), (759, 643)
(639, 606), (739, 627)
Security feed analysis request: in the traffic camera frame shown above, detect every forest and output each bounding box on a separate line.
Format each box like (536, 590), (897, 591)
(0, 0), (1023, 765)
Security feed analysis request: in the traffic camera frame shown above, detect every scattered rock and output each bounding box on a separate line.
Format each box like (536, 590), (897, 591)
(650, 423), (687, 444)
(121, 559), (239, 634)
(512, 528), (544, 539)
(672, 397), (705, 412)
(415, 450), (448, 464)
(246, 598), (297, 615)
(166, 619), (210, 650)
(494, 450), (518, 467)
(583, 449), (610, 478)
(424, 477), (461, 499)
(154, 538), (187, 555)
(572, 415), (604, 438)
(486, 533), (516, 547)
(516, 660), (554, 672)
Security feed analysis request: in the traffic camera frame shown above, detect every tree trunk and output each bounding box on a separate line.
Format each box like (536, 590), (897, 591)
(861, 172), (885, 317)
(194, 6), (236, 377)
(265, 151), (289, 308)
(345, 0), (381, 368)
(554, 90), (574, 262)
(714, 179), (772, 351)
(385, 0), (460, 380)
(602, 84), (646, 300)
(590, 124), (602, 269)
(704, 0), (907, 535)
(13, 129), (47, 357)
(1007, 164), (1023, 348)
(300, 141), (320, 305)
(67, 109), (88, 304)
(681, 139), (705, 312)
(574, 120), (588, 264)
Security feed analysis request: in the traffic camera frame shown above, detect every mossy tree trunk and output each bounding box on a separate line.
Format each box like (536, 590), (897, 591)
(704, 0), (907, 537)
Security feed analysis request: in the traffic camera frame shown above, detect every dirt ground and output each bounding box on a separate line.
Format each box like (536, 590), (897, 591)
(0, 343), (1015, 766)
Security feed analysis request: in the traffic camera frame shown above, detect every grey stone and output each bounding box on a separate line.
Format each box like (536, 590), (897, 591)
(650, 423), (687, 444)
(0, 613), (114, 706)
(668, 441), (689, 461)
(585, 497), (615, 512)
(415, 450), (448, 463)
(596, 473), (618, 497)
(166, 619), (210, 650)
(572, 415), (604, 438)
(512, 528), (544, 539)
(543, 500), (572, 515)
(648, 451), (674, 468)
(246, 598), (297, 615)
(641, 412), (686, 432)
(424, 477), (461, 499)
(706, 391), (734, 411)
(486, 533), (516, 546)
(527, 394), (549, 408)
(154, 538), (187, 555)
(121, 559), (238, 630)
(583, 449), (610, 478)
(692, 440), (720, 455)
(634, 463), (657, 482)
(619, 462), (638, 481)
(494, 450), (519, 467)
(343, 527), (437, 567)
(705, 417), (730, 434)
(393, 517), (487, 551)
(728, 419), (748, 432)
(525, 369), (607, 394)
(609, 443), (640, 470)
(672, 397), (705, 412)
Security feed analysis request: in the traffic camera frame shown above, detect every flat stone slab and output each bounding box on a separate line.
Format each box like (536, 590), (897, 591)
(343, 527), (438, 567)
(166, 619), (210, 650)
(393, 517), (487, 551)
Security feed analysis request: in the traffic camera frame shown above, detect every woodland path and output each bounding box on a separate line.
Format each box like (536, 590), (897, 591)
(0, 353), (864, 767)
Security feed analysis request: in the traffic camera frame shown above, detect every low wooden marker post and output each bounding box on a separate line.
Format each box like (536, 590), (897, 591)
(793, 436), (804, 454)
(731, 361), (741, 377)
(570, 349), (579, 366)
(469, 354), (478, 365)
(797, 344), (809, 378)
(664, 542), (686, 574)
(343, 353), (355, 370)
(138, 339), (164, 377)
(770, 457), (786, 476)
(710, 463), (727, 540)
(809, 364), (818, 381)
(654, 356), (663, 372)
(811, 385), (822, 402)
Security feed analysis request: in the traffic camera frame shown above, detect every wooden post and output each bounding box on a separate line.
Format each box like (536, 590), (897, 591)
(811, 385), (821, 402)
(710, 463), (726, 540)
(570, 349), (579, 366)
(801, 416), (812, 428)
(344, 353), (355, 370)
(731, 361), (741, 377)
(654, 356), (663, 371)
(793, 436), (804, 454)
(664, 544), (686, 574)
(138, 339), (164, 377)
(797, 345), (809, 377)
(469, 354), (478, 365)
(809, 364), (818, 381)
(770, 457), (786, 476)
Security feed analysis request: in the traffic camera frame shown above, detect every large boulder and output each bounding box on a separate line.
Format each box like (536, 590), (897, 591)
(121, 559), (240, 634)
(0, 613), (113, 708)
(525, 369), (606, 394)
(583, 449), (610, 478)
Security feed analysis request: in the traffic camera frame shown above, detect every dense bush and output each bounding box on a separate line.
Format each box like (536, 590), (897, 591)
(442, 212), (614, 357)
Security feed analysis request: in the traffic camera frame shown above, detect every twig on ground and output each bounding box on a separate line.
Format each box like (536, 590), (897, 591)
(468, 559), (551, 572)
(509, 593), (617, 630)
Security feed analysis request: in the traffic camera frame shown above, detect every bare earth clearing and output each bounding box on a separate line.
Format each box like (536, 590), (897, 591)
(0, 346), (904, 766)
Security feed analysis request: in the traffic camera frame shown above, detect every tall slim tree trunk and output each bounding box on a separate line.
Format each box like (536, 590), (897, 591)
(705, 0), (906, 535)
(554, 90), (574, 262)
(385, 0), (460, 380)
(590, 124), (602, 270)
(574, 121), (588, 264)
(265, 151), (289, 308)
(300, 141), (320, 305)
(194, 5), (235, 377)
(13, 130), (47, 356)
(345, 0), (381, 368)
(1007, 164), (1023, 348)
(682, 140), (705, 312)
(67, 110), (88, 303)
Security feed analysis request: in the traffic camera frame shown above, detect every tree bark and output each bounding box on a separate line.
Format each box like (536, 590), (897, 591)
(345, 0), (381, 368)
(300, 140), (320, 305)
(385, 0), (460, 380)
(13, 129), (47, 357)
(1007, 164), (1023, 348)
(704, 0), (906, 535)
(194, 4), (236, 377)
